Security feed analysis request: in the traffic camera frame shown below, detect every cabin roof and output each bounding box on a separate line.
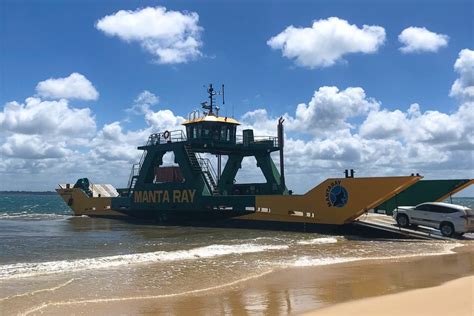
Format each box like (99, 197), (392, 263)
(182, 115), (240, 125)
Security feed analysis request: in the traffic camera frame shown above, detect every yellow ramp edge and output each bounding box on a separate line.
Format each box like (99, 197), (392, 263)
(251, 176), (421, 225)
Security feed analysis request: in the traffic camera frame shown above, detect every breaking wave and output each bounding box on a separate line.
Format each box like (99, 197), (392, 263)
(296, 237), (338, 245)
(0, 212), (71, 220)
(292, 256), (359, 267)
(291, 242), (463, 267)
(0, 243), (288, 280)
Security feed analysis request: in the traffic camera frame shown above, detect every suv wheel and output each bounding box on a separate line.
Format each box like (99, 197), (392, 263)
(440, 222), (455, 237)
(396, 214), (409, 228)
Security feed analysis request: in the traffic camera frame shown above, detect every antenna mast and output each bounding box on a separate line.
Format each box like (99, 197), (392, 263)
(222, 84), (225, 106)
(202, 83), (224, 116)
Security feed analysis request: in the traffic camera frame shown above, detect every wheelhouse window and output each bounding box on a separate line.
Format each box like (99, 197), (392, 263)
(186, 126), (191, 138)
(230, 127), (236, 142)
(186, 125), (199, 139)
(212, 127), (220, 141)
(220, 126), (227, 141)
(202, 127), (210, 138)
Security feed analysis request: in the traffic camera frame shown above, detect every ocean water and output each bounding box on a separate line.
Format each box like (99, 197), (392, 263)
(0, 193), (472, 314)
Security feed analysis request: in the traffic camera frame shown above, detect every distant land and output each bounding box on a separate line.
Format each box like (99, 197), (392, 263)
(0, 191), (56, 195)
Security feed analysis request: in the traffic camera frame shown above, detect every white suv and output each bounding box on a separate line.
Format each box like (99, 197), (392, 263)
(393, 202), (474, 237)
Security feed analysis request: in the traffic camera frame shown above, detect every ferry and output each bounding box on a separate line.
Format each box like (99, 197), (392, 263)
(57, 85), (472, 232)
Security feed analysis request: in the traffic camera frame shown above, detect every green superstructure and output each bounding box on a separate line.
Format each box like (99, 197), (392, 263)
(110, 84), (287, 220)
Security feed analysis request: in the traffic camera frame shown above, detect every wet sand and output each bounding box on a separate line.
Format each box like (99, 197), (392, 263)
(24, 245), (474, 315)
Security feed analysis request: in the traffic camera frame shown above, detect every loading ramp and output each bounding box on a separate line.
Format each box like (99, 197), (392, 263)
(352, 213), (465, 240)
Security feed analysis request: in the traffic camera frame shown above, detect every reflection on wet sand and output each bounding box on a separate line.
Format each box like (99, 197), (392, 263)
(35, 248), (473, 315)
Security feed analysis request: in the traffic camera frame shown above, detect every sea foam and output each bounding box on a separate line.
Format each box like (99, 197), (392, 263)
(0, 243), (288, 280)
(291, 242), (464, 267)
(296, 237), (338, 245)
(292, 256), (358, 267)
(0, 212), (71, 220)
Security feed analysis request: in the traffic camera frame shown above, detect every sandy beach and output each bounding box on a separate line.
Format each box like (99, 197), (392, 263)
(16, 244), (473, 315)
(306, 276), (474, 316)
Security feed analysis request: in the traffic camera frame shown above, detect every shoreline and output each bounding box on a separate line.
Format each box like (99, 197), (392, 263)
(18, 243), (473, 315)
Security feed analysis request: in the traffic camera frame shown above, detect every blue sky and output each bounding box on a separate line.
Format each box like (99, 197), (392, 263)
(0, 0), (472, 194)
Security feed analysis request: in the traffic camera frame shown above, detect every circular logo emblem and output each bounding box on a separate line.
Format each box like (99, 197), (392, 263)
(328, 184), (349, 208)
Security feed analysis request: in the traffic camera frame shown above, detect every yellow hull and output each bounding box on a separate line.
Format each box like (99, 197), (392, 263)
(56, 187), (126, 218)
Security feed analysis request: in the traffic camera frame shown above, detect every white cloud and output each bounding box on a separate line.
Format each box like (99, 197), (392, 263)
(290, 86), (380, 135)
(145, 109), (185, 132)
(408, 110), (464, 144)
(89, 122), (148, 162)
(360, 104), (470, 149)
(239, 82), (473, 190)
(3, 48), (474, 192)
(0, 75), (98, 164)
(135, 90), (159, 107)
(36, 73), (99, 100)
(0, 97), (96, 136)
(359, 109), (408, 139)
(96, 6), (203, 64)
(0, 87), (189, 189)
(240, 109), (282, 136)
(450, 49), (474, 101)
(91, 91), (185, 163)
(267, 17), (386, 68)
(238, 87), (381, 138)
(1, 134), (71, 159)
(126, 90), (160, 114)
(398, 27), (449, 53)
(124, 90), (185, 133)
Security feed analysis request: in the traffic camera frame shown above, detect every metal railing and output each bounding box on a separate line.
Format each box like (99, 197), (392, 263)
(197, 157), (218, 183)
(235, 135), (279, 147)
(127, 163), (140, 190)
(127, 145), (148, 190)
(126, 130), (187, 193)
(147, 130), (187, 145)
(188, 110), (202, 121)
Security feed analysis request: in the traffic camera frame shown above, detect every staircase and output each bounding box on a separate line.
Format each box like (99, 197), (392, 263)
(199, 159), (219, 194)
(184, 144), (219, 195)
(184, 144), (201, 172)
